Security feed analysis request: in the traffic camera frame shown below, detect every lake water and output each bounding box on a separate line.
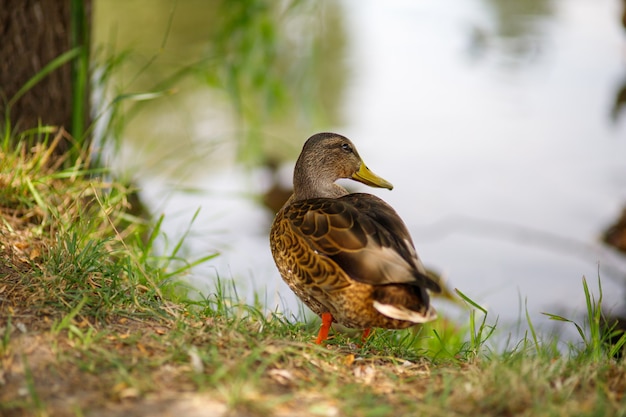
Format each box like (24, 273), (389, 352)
(98, 0), (626, 345)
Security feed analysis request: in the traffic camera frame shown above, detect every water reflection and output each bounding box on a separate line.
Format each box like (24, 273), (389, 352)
(605, 0), (626, 258)
(94, 0), (626, 346)
(611, 0), (626, 122)
(469, 0), (554, 66)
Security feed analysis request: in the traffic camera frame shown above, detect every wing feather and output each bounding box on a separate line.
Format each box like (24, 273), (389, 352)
(286, 194), (441, 293)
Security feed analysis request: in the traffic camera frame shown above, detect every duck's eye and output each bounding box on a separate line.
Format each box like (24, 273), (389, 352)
(341, 143), (352, 153)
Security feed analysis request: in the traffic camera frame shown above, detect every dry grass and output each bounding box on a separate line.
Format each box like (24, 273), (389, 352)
(2, 132), (626, 416)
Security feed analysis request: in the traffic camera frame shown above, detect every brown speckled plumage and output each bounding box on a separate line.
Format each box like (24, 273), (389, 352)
(270, 133), (440, 342)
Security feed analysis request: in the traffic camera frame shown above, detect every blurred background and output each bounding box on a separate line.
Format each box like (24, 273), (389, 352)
(89, 0), (626, 342)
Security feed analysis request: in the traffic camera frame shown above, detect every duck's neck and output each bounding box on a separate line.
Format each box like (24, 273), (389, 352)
(292, 160), (349, 201)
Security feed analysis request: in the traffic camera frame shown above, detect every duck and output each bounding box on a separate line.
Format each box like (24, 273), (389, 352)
(269, 132), (441, 344)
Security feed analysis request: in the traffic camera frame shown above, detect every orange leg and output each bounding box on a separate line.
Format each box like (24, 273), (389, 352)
(361, 328), (372, 343)
(315, 312), (333, 344)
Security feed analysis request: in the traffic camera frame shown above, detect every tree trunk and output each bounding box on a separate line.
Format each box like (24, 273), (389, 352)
(0, 0), (91, 153)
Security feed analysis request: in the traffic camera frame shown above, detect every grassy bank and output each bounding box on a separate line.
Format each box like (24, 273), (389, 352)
(1, 132), (626, 417)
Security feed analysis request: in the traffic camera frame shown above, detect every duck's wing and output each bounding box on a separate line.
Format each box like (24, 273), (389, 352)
(285, 194), (441, 293)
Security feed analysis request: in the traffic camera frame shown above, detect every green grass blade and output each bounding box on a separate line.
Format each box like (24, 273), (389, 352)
(170, 207), (202, 259)
(7, 48), (82, 108)
(70, 0), (90, 145)
(608, 331), (626, 358)
(525, 298), (540, 354)
(543, 312), (588, 344)
(112, 90), (178, 104)
(25, 177), (47, 215)
(162, 252), (220, 280)
(455, 288), (487, 315)
(52, 296), (89, 335)
(141, 214), (165, 264)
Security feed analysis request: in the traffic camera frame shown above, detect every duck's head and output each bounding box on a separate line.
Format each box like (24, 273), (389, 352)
(293, 133), (393, 200)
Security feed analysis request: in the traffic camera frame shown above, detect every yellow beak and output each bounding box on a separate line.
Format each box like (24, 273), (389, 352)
(352, 163), (393, 190)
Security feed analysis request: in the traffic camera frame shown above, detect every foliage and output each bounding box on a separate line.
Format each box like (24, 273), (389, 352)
(92, 0), (346, 171)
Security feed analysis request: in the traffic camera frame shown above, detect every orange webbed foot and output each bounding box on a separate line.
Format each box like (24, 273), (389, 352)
(315, 312), (333, 344)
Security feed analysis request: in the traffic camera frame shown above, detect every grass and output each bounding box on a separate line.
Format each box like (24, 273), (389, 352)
(2, 132), (626, 416)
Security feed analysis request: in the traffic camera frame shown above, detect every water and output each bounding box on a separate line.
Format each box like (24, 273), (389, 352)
(98, 0), (626, 343)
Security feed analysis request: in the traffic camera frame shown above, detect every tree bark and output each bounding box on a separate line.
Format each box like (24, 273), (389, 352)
(0, 0), (91, 153)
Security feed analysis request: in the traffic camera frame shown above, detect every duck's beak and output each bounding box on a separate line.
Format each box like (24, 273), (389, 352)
(352, 163), (394, 190)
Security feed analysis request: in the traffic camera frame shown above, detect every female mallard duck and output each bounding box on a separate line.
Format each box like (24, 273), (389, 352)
(270, 133), (441, 344)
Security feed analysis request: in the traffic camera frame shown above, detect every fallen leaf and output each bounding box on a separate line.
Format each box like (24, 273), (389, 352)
(343, 354), (355, 366)
(119, 387), (140, 400)
(268, 369), (294, 385)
